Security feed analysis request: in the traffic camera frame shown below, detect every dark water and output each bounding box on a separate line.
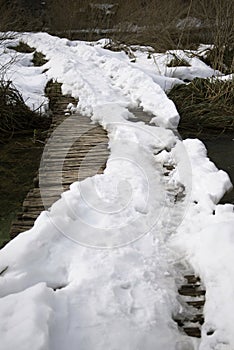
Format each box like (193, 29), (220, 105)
(198, 134), (234, 204)
(0, 132), (45, 246)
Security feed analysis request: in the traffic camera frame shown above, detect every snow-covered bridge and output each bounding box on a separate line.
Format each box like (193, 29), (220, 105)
(0, 33), (233, 350)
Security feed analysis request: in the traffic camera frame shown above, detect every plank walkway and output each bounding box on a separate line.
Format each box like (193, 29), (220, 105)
(9, 91), (206, 339)
(162, 160), (206, 339)
(175, 274), (206, 338)
(10, 93), (109, 238)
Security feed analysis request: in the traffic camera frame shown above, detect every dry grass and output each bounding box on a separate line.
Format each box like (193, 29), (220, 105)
(167, 54), (190, 67)
(8, 41), (48, 66)
(202, 46), (234, 74)
(168, 77), (234, 132)
(0, 81), (50, 139)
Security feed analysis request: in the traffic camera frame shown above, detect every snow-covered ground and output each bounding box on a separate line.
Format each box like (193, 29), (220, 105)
(0, 33), (233, 350)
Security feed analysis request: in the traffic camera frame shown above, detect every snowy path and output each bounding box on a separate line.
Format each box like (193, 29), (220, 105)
(0, 33), (233, 350)
(1, 109), (192, 349)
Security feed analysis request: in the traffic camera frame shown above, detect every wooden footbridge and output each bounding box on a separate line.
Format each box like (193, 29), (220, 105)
(10, 87), (109, 238)
(9, 85), (206, 340)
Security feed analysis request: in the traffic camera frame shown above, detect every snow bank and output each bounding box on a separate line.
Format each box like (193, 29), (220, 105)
(3, 33), (220, 128)
(0, 283), (53, 350)
(0, 38), (48, 112)
(20, 32), (179, 128)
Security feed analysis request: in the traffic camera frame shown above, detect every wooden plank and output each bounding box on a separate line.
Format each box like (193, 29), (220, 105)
(10, 93), (109, 239)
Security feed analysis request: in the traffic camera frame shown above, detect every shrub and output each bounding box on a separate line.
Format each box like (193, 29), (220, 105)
(32, 51), (48, 66)
(8, 41), (35, 53)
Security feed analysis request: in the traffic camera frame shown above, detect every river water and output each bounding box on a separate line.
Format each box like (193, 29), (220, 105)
(0, 133), (45, 246)
(195, 133), (234, 204)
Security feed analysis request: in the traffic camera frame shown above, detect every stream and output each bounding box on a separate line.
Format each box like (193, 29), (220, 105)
(0, 132), (45, 246)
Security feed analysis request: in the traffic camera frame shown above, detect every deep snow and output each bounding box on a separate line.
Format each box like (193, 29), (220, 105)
(0, 33), (233, 350)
